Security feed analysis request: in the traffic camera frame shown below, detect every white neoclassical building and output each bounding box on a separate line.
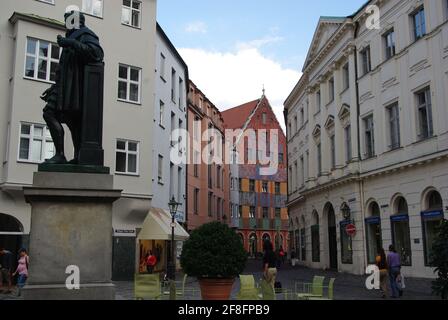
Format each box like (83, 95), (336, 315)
(0, 0), (158, 280)
(285, 0), (448, 278)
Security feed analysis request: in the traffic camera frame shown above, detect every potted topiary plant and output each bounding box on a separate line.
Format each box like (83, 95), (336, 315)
(180, 222), (247, 300)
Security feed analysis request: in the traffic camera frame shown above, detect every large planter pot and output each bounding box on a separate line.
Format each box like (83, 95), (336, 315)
(199, 278), (235, 300)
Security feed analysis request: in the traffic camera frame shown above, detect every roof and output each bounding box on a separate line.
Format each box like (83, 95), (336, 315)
(156, 23), (189, 77)
(9, 12), (66, 30)
(221, 99), (260, 129)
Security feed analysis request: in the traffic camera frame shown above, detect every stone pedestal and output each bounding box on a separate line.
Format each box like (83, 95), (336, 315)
(23, 171), (121, 300)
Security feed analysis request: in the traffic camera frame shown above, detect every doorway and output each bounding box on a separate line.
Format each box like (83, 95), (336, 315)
(327, 205), (338, 270)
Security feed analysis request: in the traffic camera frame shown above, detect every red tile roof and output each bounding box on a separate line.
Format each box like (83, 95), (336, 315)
(221, 99), (260, 129)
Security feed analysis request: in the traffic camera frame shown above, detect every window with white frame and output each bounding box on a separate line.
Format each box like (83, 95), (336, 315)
(122, 0), (141, 28)
(328, 77), (335, 103)
(171, 68), (177, 103)
(249, 206), (256, 219)
(160, 53), (166, 80)
(262, 181), (268, 193)
(18, 123), (55, 163)
(25, 38), (60, 82)
(387, 103), (400, 149)
(179, 78), (184, 107)
(416, 87), (433, 140)
(342, 63), (350, 90)
(330, 134), (336, 169)
(157, 155), (164, 183)
(412, 6), (426, 40)
(364, 115), (375, 158)
(317, 142), (322, 175)
(118, 64), (141, 103)
(115, 140), (139, 175)
(316, 90), (321, 113)
(383, 29), (396, 60)
(345, 125), (352, 163)
(360, 46), (372, 75)
(82, 0), (103, 17)
(159, 100), (165, 126)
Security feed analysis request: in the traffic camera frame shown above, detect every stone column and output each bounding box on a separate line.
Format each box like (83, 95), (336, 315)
(23, 171), (121, 300)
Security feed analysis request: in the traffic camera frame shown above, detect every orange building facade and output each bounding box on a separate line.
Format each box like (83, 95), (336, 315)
(186, 81), (230, 232)
(223, 95), (289, 257)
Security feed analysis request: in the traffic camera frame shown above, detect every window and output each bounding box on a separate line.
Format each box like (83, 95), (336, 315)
(177, 167), (182, 205)
(330, 135), (336, 169)
(115, 140), (139, 175)
(262, 181), (268, 193)
(171, 68), (176, 103)
(311, 224), (320, 262)
(275, 182), (281, 195)
(365, 202), (383, 264)
(360, 46), (372, 75)
(342, 63), (350, 90)
(275, 208), (281, 219)
(317, 142), (322, 175)
(391, 197), (412, 266)
(37, 0), (55, 4)
(157, 155), (163, 183)
(122, 0), (141, 28)
(216, 166), (221, 188)
(364, 115), (375, 158)
(294, 116), (298, 133)
(208, 164), (212, 188)
(383, 29), (396, 60)
(345, 125), (352, 163)
(194, 188), (199, 215)
(179, 78), (184, 107)
(416, 87), (433, 140)
(294, 161), (298, 191)
(249, 206), (256, 219)
(316, 90), (321, 113)
(238, 205), (243, 219)
(300, 156), (305, 186)
(118, 64), (141, 103)
(412, 7), (426, 40)
(82, 0), (103, 17)
(300, 108), (304, 126)
(300, 228), (306, 261)
(387, 103), (401, 149)
(158, 101), (165, 126)
(208, 192), (213, 217)
(249, 179), (255, 192)
(279, 150), (284, 164)
(262, 112), (267, 125)
(238, 178), (242, 191)
(263, 207), (269, 219)
(422, 191), (444, 266)
(288, 166), (292, 194)
(288, 122), (292, 139)
(18, 123), (54, 162)
(25, 38), (60, 83)
(328, 77), (335, 103)
(159, 53), (166, 80)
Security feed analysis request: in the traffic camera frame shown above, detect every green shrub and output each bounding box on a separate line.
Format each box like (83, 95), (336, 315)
(430, 219), (448, 300)
(180, 222), (247, 278)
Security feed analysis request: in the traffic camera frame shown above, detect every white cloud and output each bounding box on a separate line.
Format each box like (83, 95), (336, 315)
(185, 21), (208, 34)
(236, 35), (284, 50)
(179, 47), (301, 131)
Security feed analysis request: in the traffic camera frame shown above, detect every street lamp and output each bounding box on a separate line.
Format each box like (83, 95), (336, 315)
(341, 203), (351, 220)
(168, 196), (180, 281)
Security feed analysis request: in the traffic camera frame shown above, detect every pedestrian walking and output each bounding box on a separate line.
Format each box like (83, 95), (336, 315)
(146, 250), (157, 274)
(262, 240), (277, 289)
(0, 248), (13, 294)
(375, 247), (389, 298)
(12, 248), (29, 297)
(387, 245), (401, 298)
(279, 246), (286, 265)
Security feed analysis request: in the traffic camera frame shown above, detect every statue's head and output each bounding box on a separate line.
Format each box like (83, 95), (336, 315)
(64, 7), (85, 30)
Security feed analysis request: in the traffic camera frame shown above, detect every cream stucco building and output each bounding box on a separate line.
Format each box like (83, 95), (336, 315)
(0, 0), (157, 280)
(285, 0), (448, 278)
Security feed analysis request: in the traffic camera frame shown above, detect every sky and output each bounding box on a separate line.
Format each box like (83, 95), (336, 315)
(157, 0), (367, 128)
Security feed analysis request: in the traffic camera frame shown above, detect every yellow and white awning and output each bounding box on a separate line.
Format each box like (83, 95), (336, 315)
(137, 207), (189, 241)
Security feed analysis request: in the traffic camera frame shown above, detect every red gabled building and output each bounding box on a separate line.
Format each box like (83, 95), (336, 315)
(222, 94), (289, 257)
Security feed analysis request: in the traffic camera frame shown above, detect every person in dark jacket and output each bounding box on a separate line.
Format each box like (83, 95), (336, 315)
(0, 248), (13, 293)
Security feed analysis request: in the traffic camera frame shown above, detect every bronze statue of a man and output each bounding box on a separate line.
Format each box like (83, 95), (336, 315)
(41, 10), (104, 165)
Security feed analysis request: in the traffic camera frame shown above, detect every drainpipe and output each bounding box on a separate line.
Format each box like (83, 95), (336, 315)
(354, 20), (368, 274)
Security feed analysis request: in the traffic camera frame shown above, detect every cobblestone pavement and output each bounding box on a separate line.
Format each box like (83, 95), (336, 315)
(1, 260), (438, 300)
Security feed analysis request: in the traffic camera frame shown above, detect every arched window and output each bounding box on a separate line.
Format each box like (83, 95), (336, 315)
(391, 196), (412, 266)
(300, 216), (306, 262)
(365, 201), (383, 264)
(0, 213), (23, 232)
(311, 211), (320, 263)
(422, 190), (445, 266)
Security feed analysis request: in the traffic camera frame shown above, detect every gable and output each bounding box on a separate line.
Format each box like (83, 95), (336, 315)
(303, 17), (346, 69)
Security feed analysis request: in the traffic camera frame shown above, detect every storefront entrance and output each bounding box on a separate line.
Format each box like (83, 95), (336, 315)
(0, 214), (24, 277)
(327, 206), (338, 270)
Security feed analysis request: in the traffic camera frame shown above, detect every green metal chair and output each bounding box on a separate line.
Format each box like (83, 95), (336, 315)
(162, 274), (200, 300)
(135, 274), (162, 300)
(237, 275), (259, 300)
(296, 276), (325, 300)
(308, 278), (335, 300)
(260, 279), (276, 300)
